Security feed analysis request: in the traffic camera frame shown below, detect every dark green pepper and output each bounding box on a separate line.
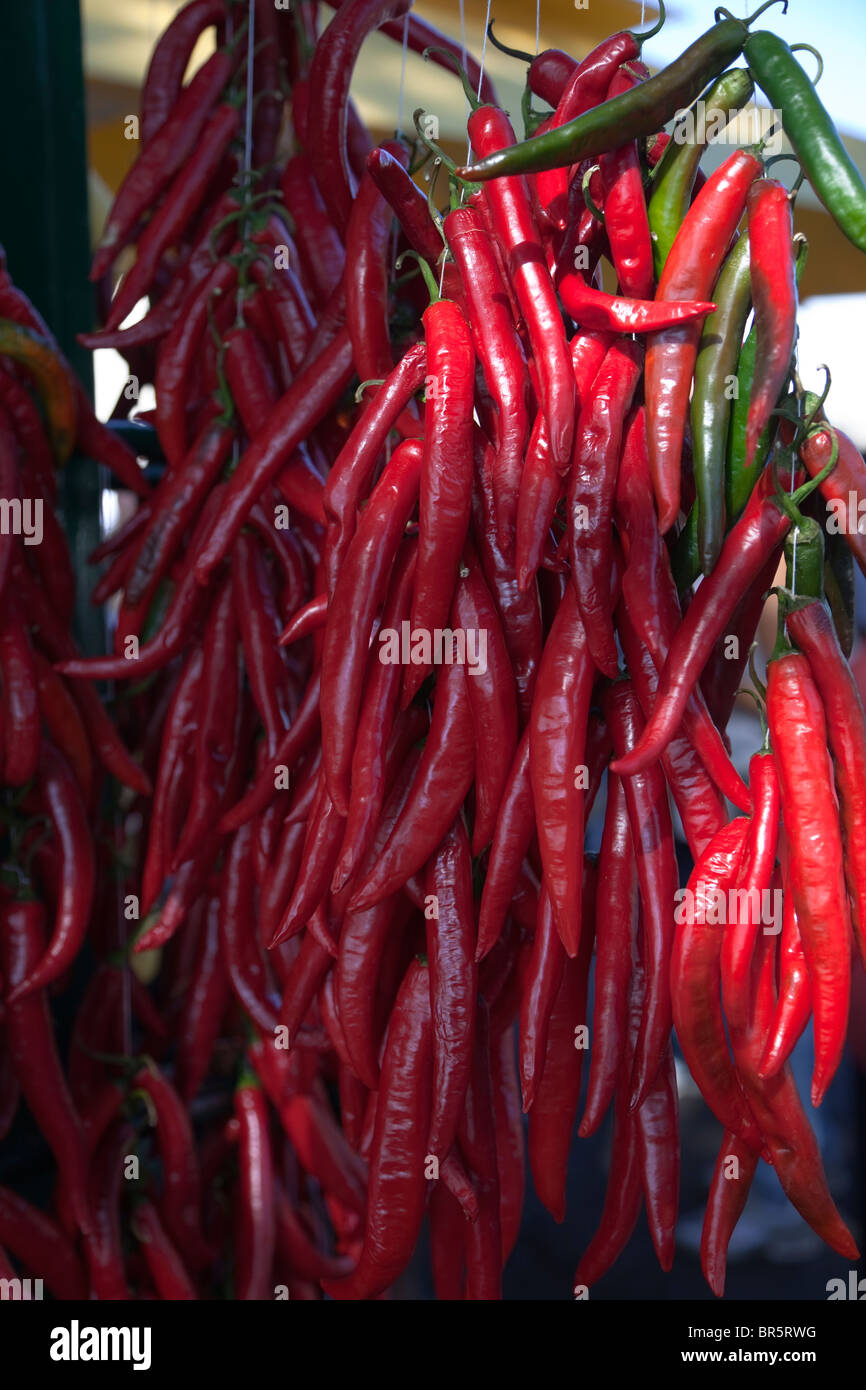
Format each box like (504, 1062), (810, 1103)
(745, 30), (866, 254)
(457, 1), (785, 182)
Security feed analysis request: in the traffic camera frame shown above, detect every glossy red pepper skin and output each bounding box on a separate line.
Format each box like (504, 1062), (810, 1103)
(729, 930), (858, 1259)
(537, 31), (640, 228)
(745, 179), (797, 472)
(700, 1129), (760, 1297)
(767, 652), (852, 1106)
(95, 50), (232, 280)
(323, 958), (432, 1300)
(233, 1078), (275, 1301)
(332, 548), (419, 891)
(476, 727), (533, 962)
(83, 1122), (133, 1299)
(324, 342), (426, 594)
(133, 1064), (212, 1270)
(519, 886), (565, 1116)
(445, 205), (530, 553)
(530, 586), (594, 957)
(786, 599), (866, 967)
(529, 860), (596, 1221)
(308, 0), (411, 234)
(458, 1001), (503, 1301)
(219, 671), (320, 835)
(801, 424), (866, 578)
(581, 776), (637, 1136)
(759, 846), (811, 1077)
(140, 0), (225, 144)
(0, 596), (39, 786)
(1, 898), (90, 1235)
(569, 337), (643, 675)
(105, 103), (239, 331)
(0, 1184), (88, 1299)
(599, 67), (655, 299)
(557, 271), (715, 333)
(613, 469), (794, 777)
(321, 438), (423, 814)
(720, 751), (781, 1035)
(426, 818), (477, 1163)
(636, 1041), (679, 1271)
(453, 547), (518, 855)
(646, 149), (762, 531)
(516, 330), (611, 593)
(402, 298), (475, 706)
(174, 894), (228, 1103)
(10, 744), (95, 999)
(670, 818), (761, 1143)
(469, 105), (575, 474)
(133, 1199), (198, 1300)
(351, 659), (475, 911)
(603, 680), (679, 1110)
(281, 153), (345, 303)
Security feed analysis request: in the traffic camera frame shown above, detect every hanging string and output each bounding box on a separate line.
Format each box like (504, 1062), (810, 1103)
(642, 1), (647, 25)
(396, 9), (410, 138)
(476, 0), (493, 101)
(536, 0), (541, 56)
(243, 0), (256, 196)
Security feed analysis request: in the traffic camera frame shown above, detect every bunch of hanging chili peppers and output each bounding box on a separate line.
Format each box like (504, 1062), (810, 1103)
(4, 0), (866, 1301)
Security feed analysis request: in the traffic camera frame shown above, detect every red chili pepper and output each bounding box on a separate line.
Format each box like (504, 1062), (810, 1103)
(646, 148), (762, 531)
(490, 1022), (525, 1261)
(308, 0), (411, 234)
(281, 154), (346, 304)
(574, 962), (644, 1291)
(635, 1041), (679, 1272)
(529, 585), (594, 957)
(132, 1199), (198, 1300)
(452, 545), (518, 854)
(468, 104), (575, 473)
(233, 1074), (275, 1301)
(612, 466), (796, 777)
(351, 658), (475, 912)
(0, 362), (55, 503)
(569, 336), (643, 675)
(516, 329), (611, 593)
(476, 727), (533, 962)
(221, 822), (280, 1032)
(557, 271), (715, 333)
(401, 291), (475, 707)
(670, 818), (762, 1144)
(193, 329), (354, 585)
(603, 679), (679, 1110)
(720, 750), (780, 1034)
(744, 178), (797, 473)
(700, 1129), (759, 1297)
(321, 438), (423, 813)
(274, 1184), (354, 1284)
(728, 928), (858, 1259)
(445, 204), (530, 553)
(232, 531), (293, 754)
(83, 1122), (134, 1299)
(458, 1000), (502, 1301)
(9, 744), (95, 999)
(367, 145), (442, 263)
(599, 67), (655, 299)
(426, 816), (477, 1163)
(278, 1088), (369, 1220)
(536, 31), (642, 227)
(580, 775), (637, 1136)
(140, 0), (226, 145)
(800, 424), (866, 578)
(472, 440), (543, 722)
(323, 957), (431, 1301)
(759, 842), (811, 1077)
(174, 895), (228, 1104)
(218, 670), (321, 835)
(133, 1062), (212, 1270)
(93, 50), (233, 280)
(105, 104), (240, 332)
(1, 896), (90, 1234)
(786, 598), (866, 967)
(154, 256), (237, 466)
(0, 596), (39, 786)
(0, 1184), (89, 1299)
(766, 650), (852, 1106)
(529, 858), (597, 1220)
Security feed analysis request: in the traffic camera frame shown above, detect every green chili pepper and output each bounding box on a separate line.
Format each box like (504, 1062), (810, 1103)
(725, 236), (808, 522)
(649, 68), (754, 278)
(745, 30), (866, 254)
(823, 527), (856, 657)
(691, 231), (754, 576)
(456, 1), (785, 182)
(784, 516), (825, 600)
